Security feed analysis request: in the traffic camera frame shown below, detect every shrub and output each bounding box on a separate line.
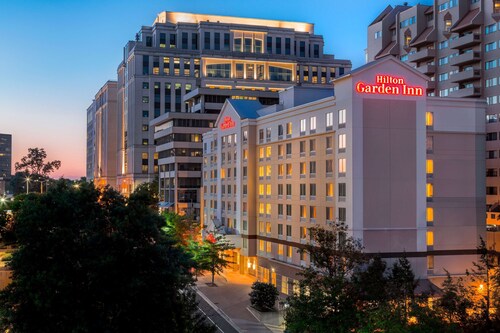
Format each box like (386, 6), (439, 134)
(249, 282), (279, 312)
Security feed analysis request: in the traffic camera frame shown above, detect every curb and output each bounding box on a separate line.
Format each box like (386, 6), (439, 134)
(195, 286), (243, 333)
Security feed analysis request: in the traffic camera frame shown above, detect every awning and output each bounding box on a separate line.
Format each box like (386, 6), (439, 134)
(451, 8), (482, 33)
(410, 27), (436, 47)
(375, 41), (398, 59)
(158, 201), (174, 208)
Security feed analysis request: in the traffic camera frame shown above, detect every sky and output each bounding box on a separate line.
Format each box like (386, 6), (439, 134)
(0, 0), (431, 179)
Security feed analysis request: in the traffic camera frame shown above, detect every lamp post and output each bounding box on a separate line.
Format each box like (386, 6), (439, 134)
(25, 177), (31, 194)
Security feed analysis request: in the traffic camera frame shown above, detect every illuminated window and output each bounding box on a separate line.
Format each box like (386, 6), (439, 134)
(338, 158), (346, 173)
(259, 184), (265, 196)
(259, 166), (264, 177)
(326, 112), (334, 128)
(259, 221), (265, 234)
(427, 207), (434, 223)
(427, 231), (434, 246)
(278, 164), (284, 176)
(266, 184), (271, 195)
(300, 119), (307, 133)
(427, 183), (434, 198)
(259, 203), (265, 214)
(266, 222), (271, 234)
(259, 240), (265, 251)
(286, 163), (292, 176)
(300, 205), (307, 218)
(338, 109), (346, 125)
(278, 244), (284, 256)
(338, 134), (346, 149)
(243, 149), (248, 160)
(426, 159), (434, 174)
(221, 168), (226, 179)
(310, 206), (317, 218)
(427, 255), (434, 270)
(300, 227), (307, 239)
(266, 165), (271, 177)
(259, 147), (265, 159)
(266, 203), (271, 215)
(282, 276), (288, 294)
(300, 162), (306, 175)
(287, 246), (293, 258)
(404, 33), (412, 47)
(496, 0), (500, 14)
(286, 122), (292, 135)
(266, 146), (272, 158)
(326, 183), (334, 197)
(278, 145), (284, 157)
(310, 117), (317, 131)
(326, 207), (334, 220)
(426, 112), (434, 127)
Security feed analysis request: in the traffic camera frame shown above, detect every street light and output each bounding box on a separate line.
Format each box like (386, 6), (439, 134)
(25, 177), (31, 194)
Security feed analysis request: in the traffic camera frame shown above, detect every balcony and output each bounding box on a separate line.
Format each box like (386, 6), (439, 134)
(449, 86), (481, 98)
(418, 64), (435, 75)
(450, 69), (481, 83)
(449, 51), (481, 66)
(450, 33), (481, 49)
(408, 48), (436, 63)
(427, 81), (436, 90)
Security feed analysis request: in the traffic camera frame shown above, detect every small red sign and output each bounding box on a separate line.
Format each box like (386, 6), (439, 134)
(220, 116), (236, 130)
(356, 75), (424, 96)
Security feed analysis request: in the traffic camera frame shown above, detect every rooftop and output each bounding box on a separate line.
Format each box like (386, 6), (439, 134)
(154, 11), (314, 33)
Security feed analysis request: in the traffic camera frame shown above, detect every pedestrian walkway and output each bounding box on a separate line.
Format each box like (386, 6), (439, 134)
(196, 270), (283, 333)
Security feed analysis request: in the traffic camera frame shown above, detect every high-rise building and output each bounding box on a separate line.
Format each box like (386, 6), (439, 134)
(130, 11), (351, 215)
(0, 134), (12, 195)
(86, 81), (118, 188)
(202, 57), (485, 288)
(366, 0), (499, 216)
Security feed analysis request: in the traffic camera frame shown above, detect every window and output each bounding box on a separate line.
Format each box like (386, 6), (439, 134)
(426, 159), (434, 174)
(192, 33), (198, 50)
(286, 225), (292, 237)
(286, 204), (292, 216)
(326, 183), (334, 197)
(286, 143), (292, 156)
(300, 162), (306, 175)
(487, 132), (498, 141)
(427, 183), (433, 198)
(326, 112), (334, 128)
(278, 125), (284, 138)
(204, 32), (210, 49)
(309, 139), (316, 153)
(310, 161), (316, 175)
(427, 231), (434, 247)
(338, 109), (346, 125)
(300, 184), (306, 196)
(326, 136), (333, 150)
(142, 96), (149, 104)
(206, 63), (231, 78)
(214, 32), (220, 50)
(427, 255), (434, 270)
(487, 186), (498, 195)
(142, 139), (149, 145)
(310, 117), (316, 131)
(310, 184), (316, 197)
(338, 158), (346, 173)
(374, 31), (382, 39)
(426, 112), (434, 127)
(399, 16), (415, 28)
(142, 110), (149, 118)
(286, 122), (292, 136)
(486, 23), (497, 34)
(487, 114), (498, 123)
(338, 207), (346, 222)
(338, 183), (346, 197)
(438, 56), (448, 66)
(326, 160), (334, 174)
(486, 42), (497, 52)
(338, 134), (346, 150)
(326, 207), (333, 220)
(486, 60), (498, 70)
(300, 205), (307, 218)
(310, 206), (317, 218)
(427, 207), (434, 223)
(300, 119), (307, 133)
(286, 164), (292, 176)
(286, 183), (292, 196)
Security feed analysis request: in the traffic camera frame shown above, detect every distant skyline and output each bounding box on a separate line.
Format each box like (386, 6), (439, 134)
(0, 0), (430, 179)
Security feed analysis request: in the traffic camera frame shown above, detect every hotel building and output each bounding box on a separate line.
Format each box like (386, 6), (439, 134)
(86, 81), (118, 188)
(117, 11), (350, 215)
(202, 57), (485, 291)
(366, 0), (500, 221)
(0, 134), (12, 196)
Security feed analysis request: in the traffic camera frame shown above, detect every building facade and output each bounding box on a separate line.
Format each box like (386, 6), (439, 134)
(116, 11), (350, 214)
(202, 57), (485, 292)
(86, 81), (118, 188)
(0, 134), (12, 195)
(366, 0), (500, 213)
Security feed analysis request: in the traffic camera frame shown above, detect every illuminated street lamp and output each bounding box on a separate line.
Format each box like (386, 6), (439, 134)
(25, 176), (31, 194)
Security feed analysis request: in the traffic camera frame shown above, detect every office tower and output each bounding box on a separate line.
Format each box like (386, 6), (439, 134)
(0, 134), (12, 195)
(366, 0), (500, 219)
(86, 81), (118, 188)
(202, 57), (485, 288)
(120, 11), (351, 215)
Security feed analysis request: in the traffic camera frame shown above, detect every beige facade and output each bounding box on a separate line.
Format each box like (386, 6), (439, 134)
(86, 81), (118, 188)
(202, 57), (485, 292)
(366, 0), (500, 212)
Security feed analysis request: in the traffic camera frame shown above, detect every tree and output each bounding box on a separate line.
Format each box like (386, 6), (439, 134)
(162, 211), (201, 247)
(0, 181), (215, 333)
(437, 270), (472, 327)
(197, 231), (235, 286)
(284, 225), (365, 333)
(249, 282), (279, 312)
(14, 148), (61, 193)
(387, 255), (418, 323)
(353, 255), (389, 308)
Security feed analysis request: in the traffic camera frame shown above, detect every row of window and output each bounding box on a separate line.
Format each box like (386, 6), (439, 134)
(143, 30), (323, 58)
(141, 82), (191, 116)
(143, 56), (201, 77)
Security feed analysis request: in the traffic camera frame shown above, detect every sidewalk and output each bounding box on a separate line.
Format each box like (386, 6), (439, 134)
(196, 271), (283, 333)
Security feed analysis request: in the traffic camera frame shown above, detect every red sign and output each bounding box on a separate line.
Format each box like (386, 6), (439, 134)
(356, 75), (424, 96)
(220, 116), (236, 130)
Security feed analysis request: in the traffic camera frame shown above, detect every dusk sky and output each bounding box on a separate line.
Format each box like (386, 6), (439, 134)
(0, 0), (430, 179)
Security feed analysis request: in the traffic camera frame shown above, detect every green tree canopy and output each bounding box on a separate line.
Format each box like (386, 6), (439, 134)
(0, 181), (214, 333)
